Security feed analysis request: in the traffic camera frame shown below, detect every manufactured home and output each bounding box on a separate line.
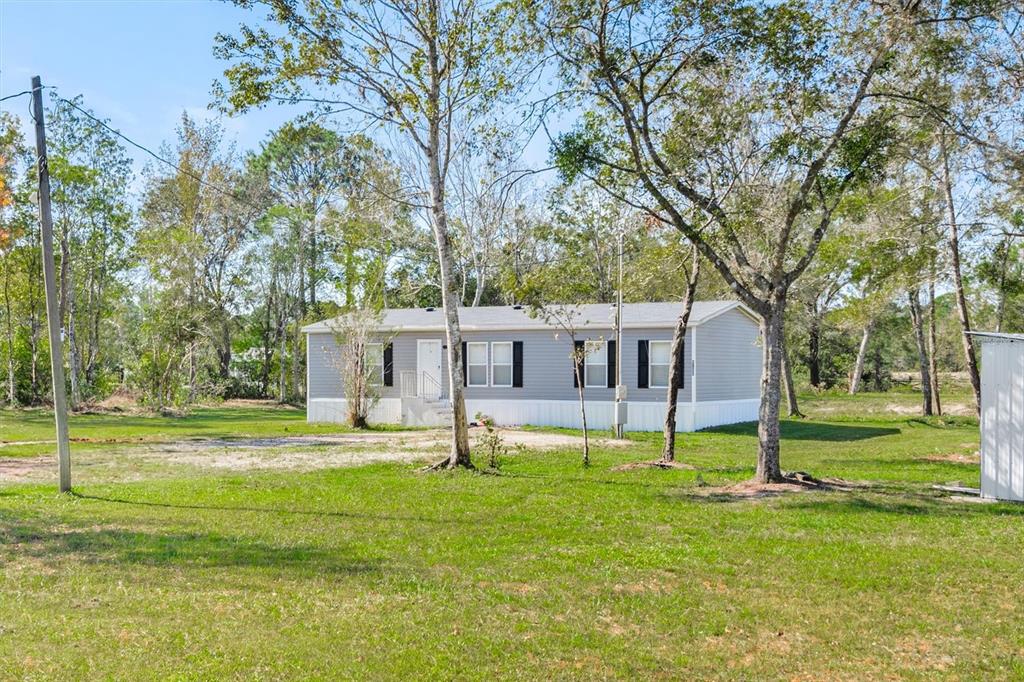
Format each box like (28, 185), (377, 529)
(303, 301), (762, 432)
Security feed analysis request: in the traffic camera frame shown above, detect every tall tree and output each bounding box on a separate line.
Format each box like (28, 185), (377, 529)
(254, 122), (352, 316)
(138, 114), (259, 404)
(45, 96), (134, 408)
(541, 0), (918, 482)
(216, 0), (527, 468)
(661, 245), (699, 462)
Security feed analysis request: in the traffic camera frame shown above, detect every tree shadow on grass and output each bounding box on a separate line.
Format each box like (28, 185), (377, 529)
(0, 518), (380, 575)
(70, 491), (468, 526)
(707, 421), (901, 442)
(784, 492), (1024, 518)
(669, 481), (1024, 517)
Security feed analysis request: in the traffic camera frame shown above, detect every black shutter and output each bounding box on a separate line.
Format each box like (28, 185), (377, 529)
(461, 341), (467, 387)
(637, 340), (649, 389)
(573, 340), (585, 387)
(677, 340), (685, 389)
(606, 340), (616, 388)
(512, 341), (524, 387)
(383, 343), (394, 387)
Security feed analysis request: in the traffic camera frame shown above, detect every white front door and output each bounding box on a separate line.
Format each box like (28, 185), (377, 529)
(417, 339), (443, 400)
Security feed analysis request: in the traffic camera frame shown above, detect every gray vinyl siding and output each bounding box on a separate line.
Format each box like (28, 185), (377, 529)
(306, 333), (402, 400)
(307, 309), (761, 403)
(453, 328), (692, 403)
(695, 309), (761, 401)
(308, 328), (693, 402)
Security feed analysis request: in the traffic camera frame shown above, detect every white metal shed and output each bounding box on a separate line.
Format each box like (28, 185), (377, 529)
(972, 331), (1024, 501)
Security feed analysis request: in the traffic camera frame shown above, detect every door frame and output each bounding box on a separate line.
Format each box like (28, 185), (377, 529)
(416, 339), (443, 398)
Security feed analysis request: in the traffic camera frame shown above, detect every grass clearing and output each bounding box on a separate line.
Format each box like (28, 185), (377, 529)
(1, 395), (1021, 679)
(0, 404), (411, 458)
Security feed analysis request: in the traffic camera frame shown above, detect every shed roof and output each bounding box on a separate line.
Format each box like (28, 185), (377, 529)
(302, 300), (756, 334)
(966, 331), (1024, 343)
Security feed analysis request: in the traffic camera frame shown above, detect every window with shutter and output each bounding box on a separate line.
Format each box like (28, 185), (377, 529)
(637, 340), (649, 388)
(584, 340), (605, 387)
(383, 343), (394, 386)
(467, 342), (488, 386)
(649, 340), (671, 388)
(512, 341), (523, 387)
(606, 339), (616, 388)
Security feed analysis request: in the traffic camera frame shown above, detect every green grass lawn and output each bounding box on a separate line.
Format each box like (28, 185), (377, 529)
(2, 395), (1022, 679)
(0, 404), (400, 458)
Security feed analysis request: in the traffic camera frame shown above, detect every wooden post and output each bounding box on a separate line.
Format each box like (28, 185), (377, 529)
(31, 76), (72, 493)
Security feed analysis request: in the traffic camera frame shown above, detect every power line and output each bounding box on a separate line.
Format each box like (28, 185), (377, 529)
(0, 90), (33, 104)
(47, 91), (246, 203)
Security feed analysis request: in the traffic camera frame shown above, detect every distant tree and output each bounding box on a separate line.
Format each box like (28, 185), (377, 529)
(252, 122), (352, 316)
(45, 96), (134, 408)
(138, 114), (262, 404)
(0, 112), (30, 406)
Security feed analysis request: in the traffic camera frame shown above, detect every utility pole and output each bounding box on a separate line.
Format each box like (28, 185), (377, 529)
(31, 76), (72, 493)
(614, 228), (625, 439)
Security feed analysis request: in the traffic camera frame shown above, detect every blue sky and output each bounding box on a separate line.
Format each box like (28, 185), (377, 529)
(0, 0), (310, 163)
(0, 0), (556, 176)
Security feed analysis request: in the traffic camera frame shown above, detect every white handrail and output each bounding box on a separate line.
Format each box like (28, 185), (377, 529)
(400, 370), (418, 398)
(420, 371), (444, 401)
(400, 370), (446, 400)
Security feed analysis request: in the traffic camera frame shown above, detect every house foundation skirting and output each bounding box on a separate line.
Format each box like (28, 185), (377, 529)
(307, 398), (403, 425)
(308, 397), (759, 432)
(464, 398), (758, 432)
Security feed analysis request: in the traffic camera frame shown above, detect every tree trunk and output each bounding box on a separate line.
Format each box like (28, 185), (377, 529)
(575, 361), (589, 467)
(940, 132), (981, 415)
(66, 272), (81, 409)
(996, 235), (1010, 333)
(28, 247), (41, 403)
(849, 322), (873, 395)
(661, 250), (699, 462)
(2, 255), (15, 406)
(188, 341), (198, 404)
(928, 276), (942, 415)
(872, 346), (883, 392)
(908, 288), (933, 416)
(808, 311), (821, 388)
(308, 209), (318, 314)
(471, 264), (485, 307)
(218, 318), (232, 382)
(425, 37), (471, 469)
(429, 198), (471, 468)
(291, 318), (303, 400)
(296, 220), (307, 319)
(782, 336), (803, 418)
(756, 303), (786, 483)
(278, 314), (288, 402)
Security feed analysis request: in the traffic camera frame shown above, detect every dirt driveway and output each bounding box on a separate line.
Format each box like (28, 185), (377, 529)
(0, 427), (628, 484)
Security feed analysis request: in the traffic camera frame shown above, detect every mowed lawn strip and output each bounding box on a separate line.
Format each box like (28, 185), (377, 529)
(0, 405), (407, 458)
(3, 399), (1022, 679)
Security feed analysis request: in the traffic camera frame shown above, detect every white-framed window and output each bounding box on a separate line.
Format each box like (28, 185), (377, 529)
(584, 340), (606, 388)
(467, 342), (489, 386)
(491, 342), (513, 387)
(649, 340), (672, 388)
(366, 342), (384, 386)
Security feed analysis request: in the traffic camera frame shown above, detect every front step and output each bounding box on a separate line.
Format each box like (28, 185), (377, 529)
(423, 399), (452, 425)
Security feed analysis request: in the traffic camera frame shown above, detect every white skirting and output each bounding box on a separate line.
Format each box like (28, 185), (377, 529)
(465, 398), (759, 432)
(307, 396), (758, 432)
(307, 398), (403, 425)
